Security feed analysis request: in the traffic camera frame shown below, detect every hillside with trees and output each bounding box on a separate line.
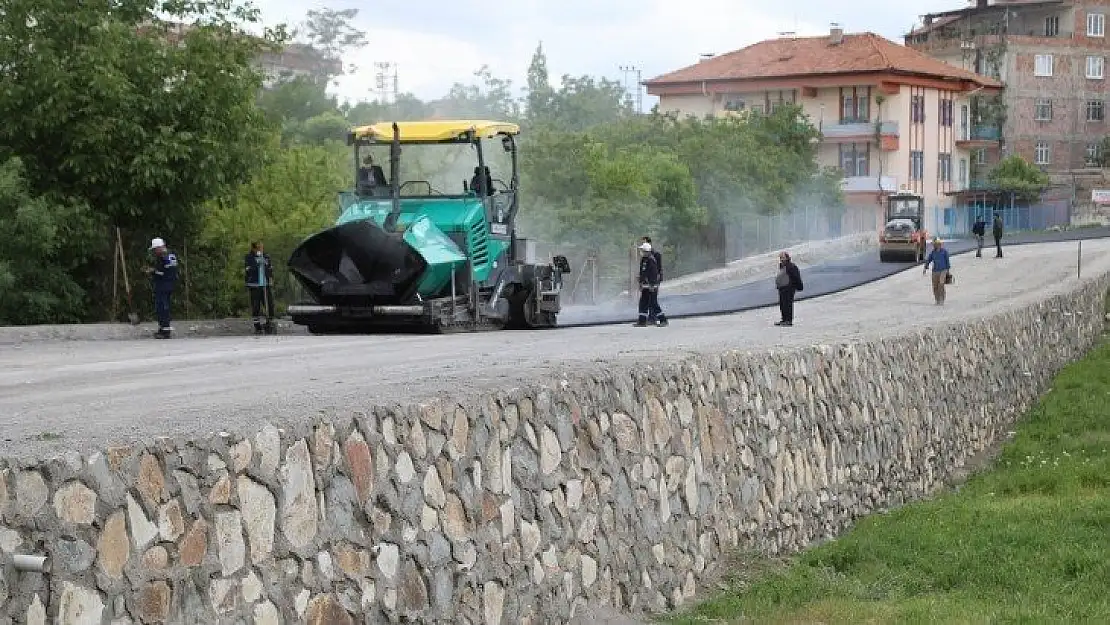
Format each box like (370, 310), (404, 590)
(0, 1), (844, 326)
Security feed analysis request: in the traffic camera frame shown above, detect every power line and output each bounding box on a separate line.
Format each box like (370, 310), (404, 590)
(619, 64), (643, 114)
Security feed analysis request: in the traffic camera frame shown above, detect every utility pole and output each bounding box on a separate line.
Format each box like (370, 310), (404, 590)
(374, 62), (398, 105)
(619, 64), (643, 113)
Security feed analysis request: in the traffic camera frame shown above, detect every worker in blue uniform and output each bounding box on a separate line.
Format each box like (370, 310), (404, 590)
(145, 237), (178, 339)
(634, 241), (669, 327)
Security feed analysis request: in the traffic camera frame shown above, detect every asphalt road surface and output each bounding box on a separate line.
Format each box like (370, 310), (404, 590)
(560, 227), (1110, 325)
(2, 235), (1107, 461)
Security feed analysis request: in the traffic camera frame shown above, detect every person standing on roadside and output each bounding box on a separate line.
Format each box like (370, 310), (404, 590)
(774, 251), (804, 327)
(972, 216), (986, 257)
(245, 241), (276, 335)
(923, 237), (951, 305)
(641, 236), (663, 281)
(144, 237), (178, 339)
(992, 212), (1004, 258)
(634, 242), (669, 327)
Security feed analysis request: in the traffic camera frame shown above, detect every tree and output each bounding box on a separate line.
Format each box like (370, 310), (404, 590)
(194, 141), (351, 316)
(300, 7), (367, 78)
(0, 157), (102, 325)
(524, 43), (555, 125)
(522, 43), (631, 132)
(438, 66), (521, 120)
(0, 0), (287, 320)
(257, 75), (340, 125)
(989, 154), (1050, 201)
(344, 94), (431, 124)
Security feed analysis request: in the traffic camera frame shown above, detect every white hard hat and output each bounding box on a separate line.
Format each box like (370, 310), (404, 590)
(149, 237), (165, 250)
(639, 242), (652, 251)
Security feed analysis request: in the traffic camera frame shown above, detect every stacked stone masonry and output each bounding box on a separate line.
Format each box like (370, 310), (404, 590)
(1, 273), (1108, 625)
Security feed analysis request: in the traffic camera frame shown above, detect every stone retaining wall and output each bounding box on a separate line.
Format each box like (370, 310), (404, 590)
(1, 273), (1107, 625)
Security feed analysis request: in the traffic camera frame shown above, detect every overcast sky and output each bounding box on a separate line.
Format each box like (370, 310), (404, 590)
(252, 0), (964, 107)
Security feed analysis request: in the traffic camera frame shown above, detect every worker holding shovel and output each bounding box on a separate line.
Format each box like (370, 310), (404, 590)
(245, 241), (276, 335)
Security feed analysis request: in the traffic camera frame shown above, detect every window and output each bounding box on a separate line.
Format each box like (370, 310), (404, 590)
(959, 158), (968, 186)
(1035, 54), (1054, 77)
(1034, 98), (1053, 121)
(1087, 99), (1105, 122)
(939, 99), (954, 126)
(723, 97), (745, 112)
(750, 103), (765, 116)
(938, 153), (952, 182)
(1045, 15), (1060, 37)
(975, 148), (987, 166)
(839, 143), (870, 176)
(1034, 141), (1051, 165)
(911, 95), (925, 123)
(1088, 12), (1105, 37)
(910, 150), (924, 181)
(1088, 56), (1105, 79)
(839, 86), (870, 123)
(1087, 143), (1102, 166)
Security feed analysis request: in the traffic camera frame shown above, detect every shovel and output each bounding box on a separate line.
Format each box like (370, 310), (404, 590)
(116, 229), (141, 325)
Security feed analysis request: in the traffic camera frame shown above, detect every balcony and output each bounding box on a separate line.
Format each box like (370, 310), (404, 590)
(956, 124), (1002, 147)
(820, 120), (899, 150)
(821, 120), (898, 139)
(841, 176), (898, 193)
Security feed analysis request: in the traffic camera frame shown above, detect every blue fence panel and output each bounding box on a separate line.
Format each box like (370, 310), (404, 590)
(930, 203), (1070, 239)
(724, 204), (882, 260)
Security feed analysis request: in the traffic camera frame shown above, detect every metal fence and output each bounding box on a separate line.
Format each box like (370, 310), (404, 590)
(930, 201), (1071, 239)
(724, 204), (882, 260)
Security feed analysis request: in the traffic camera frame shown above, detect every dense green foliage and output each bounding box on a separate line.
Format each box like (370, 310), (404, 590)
(667, 332), (1110, 624)
(988, 154), (1051, 201)
(0, 0), (285, 324)
(1, 8), (842, 325)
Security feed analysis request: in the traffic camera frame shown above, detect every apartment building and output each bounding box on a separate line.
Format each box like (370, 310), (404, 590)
(155, 20), (341, 89)
(643, 27), (1002, 230)
(906, 0), (1110, 177)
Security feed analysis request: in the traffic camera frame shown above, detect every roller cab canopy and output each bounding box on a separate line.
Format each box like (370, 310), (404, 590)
(348, 120), (521, 145)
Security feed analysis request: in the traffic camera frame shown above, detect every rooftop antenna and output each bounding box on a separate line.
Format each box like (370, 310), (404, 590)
(698, 52), (714, 61)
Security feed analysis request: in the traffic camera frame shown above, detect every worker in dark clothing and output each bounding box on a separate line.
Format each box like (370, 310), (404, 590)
(774, 251), (804, 327)
(470, 166), (494, 196)
(641, 236), (663, 280)
(971, 216), (986, 257)
(144, 237), (179, 339)
(992, 213), (1004, 258)
(357, 155), (387, 196)
(245, 241), (276, 335)
(634, 242), (669, 327)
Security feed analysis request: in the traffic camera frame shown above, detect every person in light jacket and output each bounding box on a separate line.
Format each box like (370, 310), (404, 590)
(774, 251), (804, 327)
(922, 237), (952, 305)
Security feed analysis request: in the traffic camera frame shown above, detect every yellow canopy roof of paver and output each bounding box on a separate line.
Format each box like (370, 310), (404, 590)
(351, 120), (521, 142)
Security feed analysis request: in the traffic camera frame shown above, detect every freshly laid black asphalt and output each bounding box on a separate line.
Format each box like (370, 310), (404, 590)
(558, 227), (1110, 327)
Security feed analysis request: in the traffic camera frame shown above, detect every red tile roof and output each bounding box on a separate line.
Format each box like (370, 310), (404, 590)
(645, 32), (1002, 88)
